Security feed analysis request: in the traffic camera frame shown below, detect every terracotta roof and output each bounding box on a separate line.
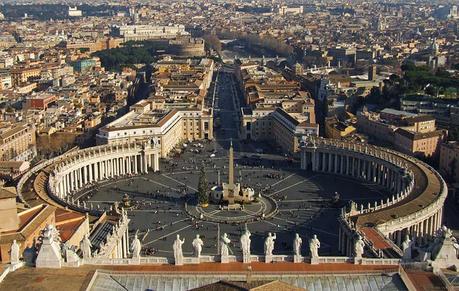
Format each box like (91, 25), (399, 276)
(57, 217), (85, 243)
(55, 208), (85, 223)
(90, 262), (398, 273)
(405, 270), (447, 291)
(55, 208), (86, 242)
(360, 227), (392, 250)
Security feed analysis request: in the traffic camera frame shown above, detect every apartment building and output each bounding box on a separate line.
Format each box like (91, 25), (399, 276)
(0, 122), (37, 161)
(114, 25), (189, 42)
(357, 109), (446, 158)
(96, 100), (213, 157)
(11, 66), (41, 85)
(240, 106), (318, 154)
(439, 141), (459, 182)
(393, 128), (446, 157)
(153, 57), (214, 104)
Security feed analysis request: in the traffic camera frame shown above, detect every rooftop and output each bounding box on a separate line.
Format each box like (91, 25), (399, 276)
(0, 263), (406, 291)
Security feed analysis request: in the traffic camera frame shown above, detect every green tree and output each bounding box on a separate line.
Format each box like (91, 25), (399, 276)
(197, 165), (209, 206)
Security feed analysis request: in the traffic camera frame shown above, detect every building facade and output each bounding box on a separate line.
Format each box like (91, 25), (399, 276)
(240, 107), (318, 154)
(96, 102), (213, 158)
(0, 122), (37, 162)
(439, 141), (459, 182)
(115, 25), (189, 42)
(357, 109), (445, 158)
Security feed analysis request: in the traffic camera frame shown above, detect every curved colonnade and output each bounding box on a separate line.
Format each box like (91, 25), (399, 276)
(17, 141), (161, 213)
(301, 138), (448, 258)
(17, 137), (447, 261)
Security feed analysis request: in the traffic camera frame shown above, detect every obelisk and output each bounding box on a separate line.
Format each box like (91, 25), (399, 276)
(228, 139), (235, 204)
(229, 140), (234, 185)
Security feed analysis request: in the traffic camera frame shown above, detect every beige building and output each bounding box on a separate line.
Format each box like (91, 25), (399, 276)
(325, 116), (357, 139)
(237, 62), (310, 107)
(356, 110), (396, 143)
(96, 99), (213, 158)
(393, 128), (446, 158)
(153, 57), (214, 104)
(357, 109), (445, 158)
(11, 66), (42, 86)
(0, 122), (37, 161)
(439, 141), (459, 182)
(116, 25), (189, 42)
(241, 107), (318, 154)
(97, 56), (215, 157)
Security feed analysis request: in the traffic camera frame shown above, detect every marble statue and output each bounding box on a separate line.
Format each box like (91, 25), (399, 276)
(64, 244), (80, 264)
(221, 233), (231, 257)
(48, 225), (61, 244)
(173, 234), (185, 265)
(240, 229), (251, 263)
(354, 235), (365, 263)
(293, 233), (302, 256)
(192, 234), (204, 258)
(264, 232), (276, 256)
(402, 235), (413, 260)
(10, 240), (20, 265)
(80, 234), (92, 259)
(309, 234), (320, 264)
(130, 233), (142, 259)
(293, 233), (302, 257)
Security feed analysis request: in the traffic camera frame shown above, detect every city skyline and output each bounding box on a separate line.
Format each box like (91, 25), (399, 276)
(0, 1), (457, 290)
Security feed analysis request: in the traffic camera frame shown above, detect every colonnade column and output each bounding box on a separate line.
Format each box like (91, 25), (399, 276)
(321, 153), (326, 172)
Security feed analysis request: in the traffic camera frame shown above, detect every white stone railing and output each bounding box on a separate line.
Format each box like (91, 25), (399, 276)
(317, 256), (352, 264)
(82, 255), (400, 266)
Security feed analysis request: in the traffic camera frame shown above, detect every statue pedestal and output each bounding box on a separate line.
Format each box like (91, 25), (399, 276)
(265, 255), (273, 263)
(242, 255), (250, 264)
(353, 256), (362, 265)
(293, 255), (303, 263)
(221, 255), (229, 264)
(36, 239), (62, 269)
(175, 258), (184, 266)
(310, 257), (319, 265)
(190, 257), (200, 264)
(129, 257), (141, 265)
